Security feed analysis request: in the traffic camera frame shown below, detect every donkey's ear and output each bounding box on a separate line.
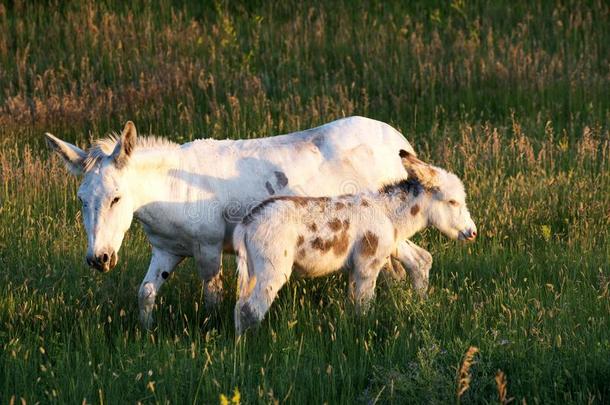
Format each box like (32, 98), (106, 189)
(45, 133), (86, 175)
(399, 149), (440, 190)
(112, 121), (137, 169)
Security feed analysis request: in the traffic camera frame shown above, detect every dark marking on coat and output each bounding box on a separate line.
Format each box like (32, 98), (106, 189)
(308, 223), (318, 232)
(161, 271), (169, 279)
(265, 181), (275, 195)
(328, 218), (342, 232)
(243, 199), (275, 225)
(311, 231), (349, 256)
(285, 196), (311, 207)
(297, 248), (306, 260)
(410, 204), (420, 216)
(343, 219), (350, 230)
(394, 227), (398, 240)
(380, 177), (422, 197)
(335, 202), (346, 210)
(297, 235), (305, 246)
(311, 237), (331, 253)
(360, 231), (379, 257)
(243, 196), (313, 225)
(242, 196), (334, 226)
(361, 199), (370, 207)
(332, 231), (349, 255)
(274, 171), (289, 189)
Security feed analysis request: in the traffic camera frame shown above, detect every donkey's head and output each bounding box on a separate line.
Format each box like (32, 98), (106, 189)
(399, 150), (477, 241)
(45, 122), (139, 272)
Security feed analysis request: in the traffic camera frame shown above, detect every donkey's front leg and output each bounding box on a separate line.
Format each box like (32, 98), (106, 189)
(194, 242), (224, 309)
(395, 240), (433, 297)
(138, 248), (184, 330)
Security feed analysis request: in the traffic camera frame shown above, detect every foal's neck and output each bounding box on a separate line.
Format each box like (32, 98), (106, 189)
(376, 178), (429, 240)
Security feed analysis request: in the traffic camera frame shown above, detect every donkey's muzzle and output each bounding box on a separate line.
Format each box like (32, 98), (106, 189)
(86, 250), (118, 272)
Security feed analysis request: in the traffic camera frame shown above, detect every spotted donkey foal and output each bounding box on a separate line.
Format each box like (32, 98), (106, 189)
(233, 150), (477, 334)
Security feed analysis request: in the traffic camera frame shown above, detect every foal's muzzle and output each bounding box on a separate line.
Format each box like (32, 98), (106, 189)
(86, 250), (118, 272)
(458, 228), (477, 241)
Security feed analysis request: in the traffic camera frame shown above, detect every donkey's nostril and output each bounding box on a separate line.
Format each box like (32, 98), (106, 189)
(102, 253), (109, 263)
(472, 231), (477, 237)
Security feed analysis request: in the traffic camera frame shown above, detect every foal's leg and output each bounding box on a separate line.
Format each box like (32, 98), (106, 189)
(395, 240), (433, 296)
(349, 258), (385, 314)
(379, 256), (408, 282)
(235, 255), (293, 335)
(139, 248), (184, 330)
(194, 241), (224, 309)
(381, 238), (430, 282)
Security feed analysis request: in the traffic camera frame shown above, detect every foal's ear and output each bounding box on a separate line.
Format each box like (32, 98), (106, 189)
(399, 149), (440, 190)
(112, 121), (137, 169)
(44, 133), (86, 175)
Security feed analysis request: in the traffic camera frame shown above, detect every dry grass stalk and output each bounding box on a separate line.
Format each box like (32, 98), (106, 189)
(495, 370), (514, 404)
(456, 346), (479, 401)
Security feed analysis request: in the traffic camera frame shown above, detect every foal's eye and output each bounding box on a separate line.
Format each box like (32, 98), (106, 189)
(448, 199), (459, 207)
(111, 196), (121, 206)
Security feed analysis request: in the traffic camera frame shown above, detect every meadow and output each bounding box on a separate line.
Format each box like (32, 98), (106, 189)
(0, 0), (609, 403)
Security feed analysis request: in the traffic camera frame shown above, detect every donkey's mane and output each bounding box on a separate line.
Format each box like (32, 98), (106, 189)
(83, 134), (179, 171)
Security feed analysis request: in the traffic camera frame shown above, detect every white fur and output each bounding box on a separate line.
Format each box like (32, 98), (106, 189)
(46, 116), (437, 328)
(233, 154), (477, 334)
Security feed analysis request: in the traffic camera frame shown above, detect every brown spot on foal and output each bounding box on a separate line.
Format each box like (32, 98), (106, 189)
(328, 218), (342, 232)
(410, 204), (420, 216)
(360, 231), (379, 257)
(308, 223), (318, 232)
(335, 202), (346, 210)
(311, 237), (331, 252)
(332, 231), (349, 255)
(297, 235), (305, 246)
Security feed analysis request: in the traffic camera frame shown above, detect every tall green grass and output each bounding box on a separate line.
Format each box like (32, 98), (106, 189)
(1, 1), (609, 403)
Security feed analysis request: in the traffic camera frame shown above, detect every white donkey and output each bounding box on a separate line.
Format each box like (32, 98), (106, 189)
(45, 116), (434, 328)
(233, 150), (476, 334)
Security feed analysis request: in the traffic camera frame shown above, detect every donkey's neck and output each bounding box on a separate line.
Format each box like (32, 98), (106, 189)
(376, 179), (429, 240)
(125, 148), (184, 211)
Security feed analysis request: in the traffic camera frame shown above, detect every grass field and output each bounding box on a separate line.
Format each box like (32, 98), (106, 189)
(1, 1), (609, 403)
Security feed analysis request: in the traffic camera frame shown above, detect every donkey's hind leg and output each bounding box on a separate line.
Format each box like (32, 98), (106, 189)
(235, 254), (293, 335)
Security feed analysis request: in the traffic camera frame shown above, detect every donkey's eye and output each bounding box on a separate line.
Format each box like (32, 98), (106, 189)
(448, 199), (459, 207)
(111, 196), (121, 206)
